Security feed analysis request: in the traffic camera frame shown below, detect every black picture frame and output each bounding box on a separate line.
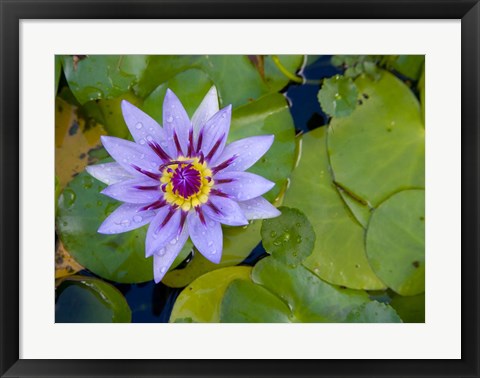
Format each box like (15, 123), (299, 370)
(1, 1), (479, 377)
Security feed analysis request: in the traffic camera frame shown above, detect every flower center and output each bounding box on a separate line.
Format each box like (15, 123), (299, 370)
(160, 156), (213, 211)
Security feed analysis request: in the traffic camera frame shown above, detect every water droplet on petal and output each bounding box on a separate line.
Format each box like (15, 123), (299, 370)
(140, 154), (145, 159)
(170, 238), (177, 245)
(146, 135), (153, 141)
(106, 166), (112, 172)
(208, 241), (214, 247)
(135, 122), (143, 130)
(160, 267), (167, 273)
(201, 231), (206, 235)
(211, 250), (217, 255)
(139, 139), (146, 145)
(122, 158), (128, 163)
(167, 116), (173, 123)
(121, 219), (130, 227)
(133, 215), (143, 223)
(159, 248), (166, 256)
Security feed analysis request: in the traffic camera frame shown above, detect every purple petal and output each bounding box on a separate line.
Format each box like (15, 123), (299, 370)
(162, 89), (191, 157)
(203, 195), (248, 226)
(101, 177), (162, 204)
(187, 211), (223, 264)
(213, 171), (275, 201)
(121, 100), (166, 146)
(191, 86), (219, 137)
(145, 206), (183, 258)
(98, 203), (156, 234)
(199, 105), (231, 163)
(101, 136), (162, 176)
(86, 162), (133, 185)
(153, 226), (189, 283)
(237, 196), (281, 220)
(212, 135), (274, 172)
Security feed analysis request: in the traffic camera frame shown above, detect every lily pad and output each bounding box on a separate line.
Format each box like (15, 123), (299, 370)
(327, 71), (425, 207)
(284, 127), (385, 290)
(336, 187), (371, 228)
(142, 68), (214, 121)
(318, 75), (358, 117)
(261, 206), (315, 267)
(55, 276), (131, 322)
(345, 301), (402, 323)
(62, 55), (148, 104)
(55, 55), (62, 95)
(389, 292), (425, 323)
(137, 55), (303, 109)
(169, 266), (252, 323)
(220, 279), (292, 323)
(230, 93), (296, 202)
(366, 189), (425, 296)
(252, 257), (370, 322)
(393, 55), (425, 80)
(162, 221), (262, 288)
(418, 66), (425, 125)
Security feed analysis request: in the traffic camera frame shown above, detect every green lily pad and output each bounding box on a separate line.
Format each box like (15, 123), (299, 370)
(318, 75), (358, 117)
(230, 93), (296, 202)
(169, 266), (252, 323)
(345, 301), (402, 323)
(55, 275), (131, 322)
(136, 55), (304, 109)
(263, 55), (304, 88)
(220, 279), (292, 323)
(366, 189), (425, 296)
(393, 55), (425, 80)
(142, 68), (213, 121)
(284, 127), (385, 290)
(162, 221), (262, 288)
(62, 55), (148, 104)
(56, 171), (153, 283)
(261, 206), (315, 267)
(252, 257), (370, 322)
(389, 292), (425, 323)
(336, 187), (371, 228)
(327, 71), (425, 207)
(55, 55), (62, 95)
(418, 66), (425, 125)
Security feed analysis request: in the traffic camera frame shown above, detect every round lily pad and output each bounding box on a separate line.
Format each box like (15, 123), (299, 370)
(284, 127), (385, 290)
(366, 189), (425, 296)
(318, 74), (358, 118)
(169, 266), (252, 323)
(327, 70), (425, 207)
(220, 279), (292, 323)
(252, 257), (370, 322)
(345, 301), (402, 323)
(261, 206), (315, 267)
(55, 276), (131, 323)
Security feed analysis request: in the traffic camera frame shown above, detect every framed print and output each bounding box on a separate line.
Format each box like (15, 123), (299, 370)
(1, 0), (479, 377)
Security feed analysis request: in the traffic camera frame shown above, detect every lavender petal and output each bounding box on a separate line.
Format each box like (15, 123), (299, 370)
(237, 196), (281, 220)
(213, 171), (275, 201)
(121, 100), (166, 146)
(198, 105), (231, 163)
(100, 177), (162, 204)
(86, 162), (133, 185)
(153, 226), (189, 283)
(162, 89), (192, 157)
(203, 195), (248, 226)
(145, 206), (183, 258)
(212, 135), (274, 172)
(187, 211), (223, 264)
(98, 203), (156, 234)
(191, 86), (219, 138)
(101, 136), (162, 176)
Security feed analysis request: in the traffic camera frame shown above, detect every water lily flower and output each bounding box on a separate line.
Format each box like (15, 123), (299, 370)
(87, 87), (280, 283)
